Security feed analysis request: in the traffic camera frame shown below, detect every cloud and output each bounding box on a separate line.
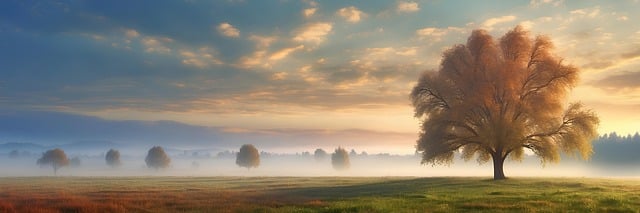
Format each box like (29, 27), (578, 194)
(570, 7), (600, 18)
(270, 72), (288, 80)
(124, 29), (140, 38)
(591, 71), (640, 90)
(237, 50), (268, 68)
(248, 35), (277, 48)
(142, 37), (173, 54)
(336, 6), (365, 23)
(621, 48), (640, 60)
(481, 15), (517, 30)
(179, 47), (223, 68)
(217, 22), (240, 38)
(269, 45), (305, 61)
(529, 0), (563, 7)
(416, 27), (464, 41)
(303, 8), (317, 18)
(397, 1), (420, 13)
(293, 22), (333, 45)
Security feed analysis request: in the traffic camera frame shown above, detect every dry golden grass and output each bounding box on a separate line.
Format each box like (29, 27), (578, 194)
(1, 176), (639, 212)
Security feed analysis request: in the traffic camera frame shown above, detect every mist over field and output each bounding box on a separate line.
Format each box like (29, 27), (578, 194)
(1, 110), (639, 177)
(1, 146), (637, 178)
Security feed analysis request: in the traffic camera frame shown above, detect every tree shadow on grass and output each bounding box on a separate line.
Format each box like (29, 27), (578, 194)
(268, 177), (487, 200)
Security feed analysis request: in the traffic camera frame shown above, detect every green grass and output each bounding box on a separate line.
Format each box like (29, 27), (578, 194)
(1, 176), (639, 212)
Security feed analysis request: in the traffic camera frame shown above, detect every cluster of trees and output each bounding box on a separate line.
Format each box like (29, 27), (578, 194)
(596, 132), (640, 143)
(592, 132), (640, 165)
(33, 144), (355, 175)
(35, 146), (169, 175)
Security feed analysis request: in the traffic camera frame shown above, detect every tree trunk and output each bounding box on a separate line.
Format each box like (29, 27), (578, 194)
(492, 154), (506, 180)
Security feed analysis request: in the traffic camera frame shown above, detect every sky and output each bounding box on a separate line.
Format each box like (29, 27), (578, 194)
(1, 0), (640, 153)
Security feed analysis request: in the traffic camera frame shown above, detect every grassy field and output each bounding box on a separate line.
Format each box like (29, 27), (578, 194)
(0, 176), (639, 212)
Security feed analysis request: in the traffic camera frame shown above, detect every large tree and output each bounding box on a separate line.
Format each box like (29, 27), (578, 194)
(37, 148), (70, 175)
(410, 26), (599, 180)
(236, 144), (260, 170)
(145, 146), (171, 170)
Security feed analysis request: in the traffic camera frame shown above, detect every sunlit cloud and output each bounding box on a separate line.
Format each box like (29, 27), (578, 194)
(570, 7), (601, 18)
(303, 8), (317, 18)
(141, 37), (173, 54)
(124, 29), (140, 38)
(529, 0), (563, 8)
(481, 15), (517, 30)
(397, 1), (420, 13)
(248, 35), (277, 48)
(336, 6), (366, 23)
(270, 72), (288, 81)
(269, 45), (304, 61)
(416, 27), (464, 41)
(217, 22), (240, 38)
(180, 47), (223, 68)
(293, 22), (333, 45)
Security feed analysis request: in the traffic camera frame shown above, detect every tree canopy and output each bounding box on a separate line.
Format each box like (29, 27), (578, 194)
(314, 148), (328, 161)
(236, 144), (260, 170)
(145, 146), (171, 169)
(105, 149), (122, 167)
(410, 26), (599, 179)
(37, 148), (69, 175)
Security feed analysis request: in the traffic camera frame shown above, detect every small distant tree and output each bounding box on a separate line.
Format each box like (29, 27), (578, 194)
(105, 149), (122, 167)
(236, 144), (260, 170)
(314, 148), (328, 161)
(145, 146), (171, 170)
(349, 149), (357, 156)
(37, 148), (70, 175)
(332, 147), (350, 170)
(9, 150), (20, 159)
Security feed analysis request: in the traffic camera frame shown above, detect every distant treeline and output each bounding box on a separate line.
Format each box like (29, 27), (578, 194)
(592, 131), (640, 166)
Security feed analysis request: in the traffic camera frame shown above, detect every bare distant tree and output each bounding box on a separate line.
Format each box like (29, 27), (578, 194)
(331, 147), (350, 171)
(145, 146), (171, 170)
(37, 148), (70, 175)
(105, 149), (122, 167)
(314, 148), (328, 161)
(236, 144), (260, 170)
(411, 26), (599, 180)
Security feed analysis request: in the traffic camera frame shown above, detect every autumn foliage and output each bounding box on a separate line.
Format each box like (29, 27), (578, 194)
(37, 148), (70, 175)
(411, 26), (599, 179)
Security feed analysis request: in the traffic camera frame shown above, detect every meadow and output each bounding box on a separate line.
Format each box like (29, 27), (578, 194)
(0, 176), (639, 212)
